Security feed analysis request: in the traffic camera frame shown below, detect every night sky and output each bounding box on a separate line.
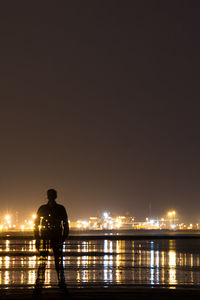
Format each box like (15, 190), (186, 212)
(0, 2), (200, 222)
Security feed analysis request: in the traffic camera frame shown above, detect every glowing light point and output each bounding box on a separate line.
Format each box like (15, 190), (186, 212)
(5, 215), (10, 221)
(103, 212), (109, 219)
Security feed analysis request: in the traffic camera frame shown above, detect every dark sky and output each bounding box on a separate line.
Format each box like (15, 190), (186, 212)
(0, 1), (200, 222)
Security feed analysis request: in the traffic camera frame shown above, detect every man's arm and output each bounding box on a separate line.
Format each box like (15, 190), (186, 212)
(62, 207), (69, 240)
(34, 207), (42, 249)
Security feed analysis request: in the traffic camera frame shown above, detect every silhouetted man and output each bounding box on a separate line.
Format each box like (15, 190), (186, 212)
(34, 189), (69, 295)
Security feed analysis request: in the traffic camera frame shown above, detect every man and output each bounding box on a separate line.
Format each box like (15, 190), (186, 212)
(34, 189), (69, 294)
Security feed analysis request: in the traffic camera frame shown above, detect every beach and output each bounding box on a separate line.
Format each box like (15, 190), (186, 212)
(1, 287), (200, 300)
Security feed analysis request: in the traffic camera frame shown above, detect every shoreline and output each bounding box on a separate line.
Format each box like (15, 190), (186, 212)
(1, 229), (200, 240)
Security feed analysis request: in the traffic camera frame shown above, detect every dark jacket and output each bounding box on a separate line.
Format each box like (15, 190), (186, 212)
(34, 202), (69, 241)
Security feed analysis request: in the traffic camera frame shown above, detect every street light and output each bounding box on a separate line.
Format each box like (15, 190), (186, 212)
(168, 210), (176, 217)
(5, 215), (11, 227)
(167, 210), (176, 228)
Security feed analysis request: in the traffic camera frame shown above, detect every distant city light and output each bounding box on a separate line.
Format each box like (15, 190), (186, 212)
(116, 221), (121, 228)
(0, 208), (199, 232)
(168, 210), (176, 217)
(5, 215), (11, 221)
(81, 220), (88, 229)
(103, 212), (109, 219)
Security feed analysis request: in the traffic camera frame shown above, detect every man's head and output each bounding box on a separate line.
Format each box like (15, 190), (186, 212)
(47, 189), (57, 203)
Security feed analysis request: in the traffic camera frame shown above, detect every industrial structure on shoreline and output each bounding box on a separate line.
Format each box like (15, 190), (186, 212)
(0, 210), (198, 231)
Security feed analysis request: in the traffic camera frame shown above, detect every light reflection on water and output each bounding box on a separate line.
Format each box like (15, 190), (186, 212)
(169, 250), (176, 285)
(0, 239), (200, 287)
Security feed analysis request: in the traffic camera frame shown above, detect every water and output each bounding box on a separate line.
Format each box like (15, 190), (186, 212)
(1, 238), (200, 288)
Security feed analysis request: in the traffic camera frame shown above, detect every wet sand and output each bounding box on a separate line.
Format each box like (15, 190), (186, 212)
(1, 287), (200, 300)
(1, 237), (200, 297)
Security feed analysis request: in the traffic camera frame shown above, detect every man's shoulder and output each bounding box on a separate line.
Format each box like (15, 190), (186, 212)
(55, 203), (67, 217)
(37, 204), (49, 212)
(56, 203), (66, 211)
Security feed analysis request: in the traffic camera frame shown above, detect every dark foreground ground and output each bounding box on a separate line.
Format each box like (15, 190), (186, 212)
(1, 287), (200, 300)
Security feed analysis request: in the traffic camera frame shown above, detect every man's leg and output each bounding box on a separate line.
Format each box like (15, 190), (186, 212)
(52, 241), (68, 292)
(34, 240), (49, 294)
